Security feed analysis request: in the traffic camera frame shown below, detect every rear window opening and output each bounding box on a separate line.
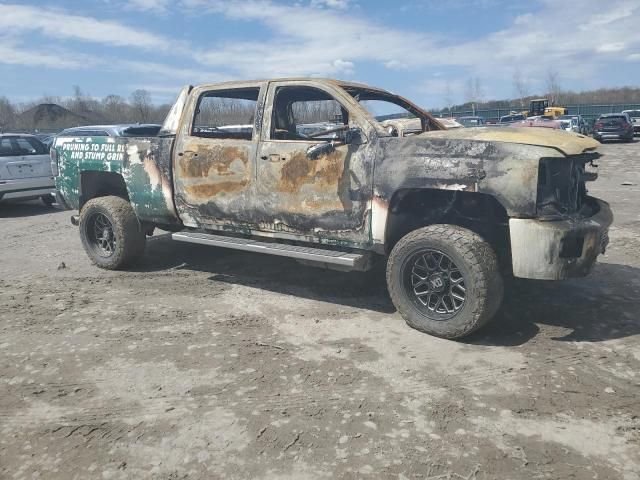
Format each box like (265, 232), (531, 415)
(192, 87), (259, 141)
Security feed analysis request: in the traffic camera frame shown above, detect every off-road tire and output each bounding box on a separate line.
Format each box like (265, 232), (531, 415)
(79, 196), (146, 270)
(386, 224), (503, 339)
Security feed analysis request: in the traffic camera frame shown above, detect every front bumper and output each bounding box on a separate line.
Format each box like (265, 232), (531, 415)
(509, 197), (613, 280)
(594, 131), (630, 140)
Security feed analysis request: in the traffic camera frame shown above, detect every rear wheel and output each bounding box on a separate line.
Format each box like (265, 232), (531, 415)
(79, 196), (146, 270)
(386, 225), (503, 339)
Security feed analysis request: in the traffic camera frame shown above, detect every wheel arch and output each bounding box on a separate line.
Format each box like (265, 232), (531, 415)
(79, 171), (129, 211)
(381, 188), (510, 257)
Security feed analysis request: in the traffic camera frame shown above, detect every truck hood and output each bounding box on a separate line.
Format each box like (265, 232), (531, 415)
(420, 127), (599, 156)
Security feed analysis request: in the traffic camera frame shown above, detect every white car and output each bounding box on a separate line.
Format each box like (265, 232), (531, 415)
(0, 134), (55, 205)
(558, 115), (588, 135)
(622, 110), (640, 135)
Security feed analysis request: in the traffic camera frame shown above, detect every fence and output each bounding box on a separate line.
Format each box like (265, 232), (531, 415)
(433, 103), (640, 123)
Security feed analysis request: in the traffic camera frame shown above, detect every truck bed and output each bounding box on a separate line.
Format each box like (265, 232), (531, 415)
(53, 135), (180, 225)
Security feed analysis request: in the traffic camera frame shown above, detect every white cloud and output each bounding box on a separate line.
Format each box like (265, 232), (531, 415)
(124, 0), (171, 13)
(597, 43), (626, 53)
(309, 0), (352, 9)
(582, 3), (636, 27)
(2, 0), (639, 106)
(422, 0), (640, 78)
(0, 3), (179, 51)
(384, 60), (410, 71)
(332, 59), (355, 75)
(118, 60), (229, 83)
(183, 0), (640, 89)
(129, 85), (185, 94)
(0, 40), (97, 69)
(0, 39), (222, 86)
(184, 0), (434, 77)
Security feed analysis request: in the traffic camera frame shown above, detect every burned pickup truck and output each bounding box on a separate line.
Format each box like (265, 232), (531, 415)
(51, 78), (612, 339)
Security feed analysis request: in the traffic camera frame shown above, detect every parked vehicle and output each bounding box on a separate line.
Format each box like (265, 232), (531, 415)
(592, 113), (634, 142)
(510, 117), (562, 129)
(437, 118), (463, 129)
(0, 134), (55, 205)
(621, 110), (640, 135)
(558, 115), (588, 135)
(380, 117), (422, 136)
(52, 78), (612, 339)
(456, 116), (485, 128)
(40, 134), (57, 149)
(57, 124), (162, 138)
(499, 114), (526, 124)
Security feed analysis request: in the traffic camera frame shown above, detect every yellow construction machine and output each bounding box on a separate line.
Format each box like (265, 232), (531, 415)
(525, 99), (567, 119)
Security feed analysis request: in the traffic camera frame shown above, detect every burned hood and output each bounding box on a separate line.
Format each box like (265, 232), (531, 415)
(418, 127), (599, 156)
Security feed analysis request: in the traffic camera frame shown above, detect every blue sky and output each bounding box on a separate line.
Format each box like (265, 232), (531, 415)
(1, 0), (639, 109)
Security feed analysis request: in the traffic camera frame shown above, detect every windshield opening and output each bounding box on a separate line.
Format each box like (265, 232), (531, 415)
(341, 86), (442, 133)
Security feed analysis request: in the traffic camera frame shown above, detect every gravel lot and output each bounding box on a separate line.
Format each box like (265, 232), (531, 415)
(1, 140), (639, 480)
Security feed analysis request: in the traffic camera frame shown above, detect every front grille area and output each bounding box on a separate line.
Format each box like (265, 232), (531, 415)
(536, 156), (593, 219)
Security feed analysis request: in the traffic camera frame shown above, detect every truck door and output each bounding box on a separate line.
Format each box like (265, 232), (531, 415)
(173, 83), (265, 229)
(255, 82), (374, 247)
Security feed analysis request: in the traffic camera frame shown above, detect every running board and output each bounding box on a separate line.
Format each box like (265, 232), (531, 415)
(172, 231), (370, 271)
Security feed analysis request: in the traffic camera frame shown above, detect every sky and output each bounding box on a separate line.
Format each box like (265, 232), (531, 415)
(0, 0), (639, 109)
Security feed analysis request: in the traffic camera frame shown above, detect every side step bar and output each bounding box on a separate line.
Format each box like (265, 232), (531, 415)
(172, 231), (370, 271)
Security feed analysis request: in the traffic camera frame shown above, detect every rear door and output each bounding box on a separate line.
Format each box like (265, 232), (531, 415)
(0, 136), (51, 180)
(173, 82), (266, 229)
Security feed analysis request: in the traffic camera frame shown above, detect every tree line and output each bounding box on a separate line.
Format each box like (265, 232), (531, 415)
(441, 70), (640, 115)
(2, 78), (639, 133)
(0, 86), (172, 133)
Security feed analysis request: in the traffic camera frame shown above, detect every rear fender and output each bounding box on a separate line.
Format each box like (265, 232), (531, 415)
(54, 136), (179, 224)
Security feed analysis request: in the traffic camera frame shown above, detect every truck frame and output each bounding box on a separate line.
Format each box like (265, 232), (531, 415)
(52, 78), (612, 339)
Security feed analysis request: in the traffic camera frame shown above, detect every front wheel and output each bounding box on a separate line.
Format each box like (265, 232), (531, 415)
(386, 225), (503, 339)
(79, 196), (146, 270)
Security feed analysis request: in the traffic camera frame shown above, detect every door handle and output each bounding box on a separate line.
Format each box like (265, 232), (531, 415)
(261, 154), (287, 162)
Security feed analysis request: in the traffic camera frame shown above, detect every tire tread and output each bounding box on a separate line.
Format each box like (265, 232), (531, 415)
(386, 224), (503, 339)
(79, 196), (145, 270)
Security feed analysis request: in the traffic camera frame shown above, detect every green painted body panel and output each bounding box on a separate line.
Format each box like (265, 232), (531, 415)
(54, 136), (179, 224)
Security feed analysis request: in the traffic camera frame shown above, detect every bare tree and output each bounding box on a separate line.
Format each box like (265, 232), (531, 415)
(68, 85), (89, 115)
(512, 69), (529, 108)
(465, 76), (484, 115)
(130, 89), (152, 123)
(0, 97), (15, 132)
(102, 95), (130, 123)
(546, 70), (562, 106)
(444, 82), (454, 116)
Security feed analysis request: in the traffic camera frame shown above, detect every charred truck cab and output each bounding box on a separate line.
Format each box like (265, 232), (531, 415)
(52, 78), (612, 339)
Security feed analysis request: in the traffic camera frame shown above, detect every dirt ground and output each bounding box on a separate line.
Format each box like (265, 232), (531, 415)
(1, 140), (639, 480)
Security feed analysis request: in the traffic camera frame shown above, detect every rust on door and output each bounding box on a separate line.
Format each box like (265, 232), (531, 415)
(173, 84), (264, 228)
